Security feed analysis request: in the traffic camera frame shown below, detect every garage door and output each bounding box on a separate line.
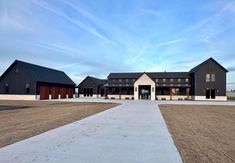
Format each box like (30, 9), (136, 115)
(60, 87), (67, 99)
(68, 88), (74, 98)
(40, 86), (49, 100)
(51, 87), (59, 99)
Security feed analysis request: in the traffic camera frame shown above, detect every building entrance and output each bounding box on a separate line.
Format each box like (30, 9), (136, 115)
(138, 85), (151, 100)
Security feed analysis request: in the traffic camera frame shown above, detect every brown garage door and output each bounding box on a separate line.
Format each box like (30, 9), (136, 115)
(60, 87), (67, 99)
(51, 87), (59, 99)
(68, 88), (74, 98)
(40, 86), (49, 100)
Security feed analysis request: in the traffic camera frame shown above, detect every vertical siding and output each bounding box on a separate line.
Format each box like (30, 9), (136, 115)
(0, 63), (36, 94)
(194, 60), (226, 96)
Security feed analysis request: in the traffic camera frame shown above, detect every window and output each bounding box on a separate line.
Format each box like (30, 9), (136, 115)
(119, 79), (122, 82)
(155, 79), (159, 82)
(4, 83), (9, 94)
(132, 79), (136, 82)
(26, 83), (30, 94)
(126, 79), (129, 82)
(177, 78), (181, 82)
(185, 78), (189, 82)
(170, 78), (174, 82)
(206, 74), (210, 82)
(163, 78), (166, 82)
(211, 74), (215, 82)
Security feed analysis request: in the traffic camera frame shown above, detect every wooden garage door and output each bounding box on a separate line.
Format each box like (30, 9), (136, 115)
(68, 88), (74, 98)
(51, 87), (59, 99)
(40, 86), (49, 100)
(60, 87), (67, 99)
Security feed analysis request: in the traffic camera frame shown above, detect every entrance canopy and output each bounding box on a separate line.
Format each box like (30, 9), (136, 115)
(134, 73), (155, 100)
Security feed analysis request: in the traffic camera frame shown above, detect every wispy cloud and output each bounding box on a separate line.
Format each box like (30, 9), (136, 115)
(32, 0), (119, 47)
(156, 39), (183, 47)
(141, 9), (160, 17)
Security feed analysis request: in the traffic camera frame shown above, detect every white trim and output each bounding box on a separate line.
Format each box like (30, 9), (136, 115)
(0, 94), (36, 100)
(193, 96), (227, 101)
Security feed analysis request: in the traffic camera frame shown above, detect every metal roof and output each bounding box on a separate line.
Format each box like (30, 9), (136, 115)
(0, 60), (75, 85)
(108, 72), (190, 79)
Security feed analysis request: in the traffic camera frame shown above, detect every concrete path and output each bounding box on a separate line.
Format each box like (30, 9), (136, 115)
(0, 101), (182, 163)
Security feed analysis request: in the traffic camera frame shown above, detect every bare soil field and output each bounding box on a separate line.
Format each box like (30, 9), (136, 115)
(160, 105), (235, 163)
(0, 100), (118, 148)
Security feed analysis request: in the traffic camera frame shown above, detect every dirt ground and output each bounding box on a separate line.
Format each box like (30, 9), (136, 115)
(159, 105), (235, 163)
(0, 100), (118, 148)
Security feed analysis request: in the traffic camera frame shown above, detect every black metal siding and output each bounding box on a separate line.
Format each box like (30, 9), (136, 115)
(0, 63), (36, 94)
(194, 60), (226, 96)
(78, 77), (99, 94)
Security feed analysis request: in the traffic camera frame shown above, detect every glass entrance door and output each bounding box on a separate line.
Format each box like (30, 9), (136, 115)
(138, 85), (151, 100)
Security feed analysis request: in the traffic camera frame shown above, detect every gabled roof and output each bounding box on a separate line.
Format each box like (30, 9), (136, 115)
(0, 60), (75, 85)
(190, 57), (228, 73)
(78, 76), (107, 87)
(107, 72), (190, 79)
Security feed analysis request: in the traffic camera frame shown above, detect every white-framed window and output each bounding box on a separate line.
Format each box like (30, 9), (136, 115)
(185, 78), (189, 82)
(206, 74), (210, 82)
(170, 78), (173, 82)
(211, 74), (215, 82)
(155, 79), (159, 82)
(177, 78), (181, 82)
(163, 78), (166, 82)
(119, 79), (122, 82)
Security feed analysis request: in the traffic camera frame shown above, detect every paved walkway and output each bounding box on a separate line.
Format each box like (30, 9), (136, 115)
(0, 100), (182, 163)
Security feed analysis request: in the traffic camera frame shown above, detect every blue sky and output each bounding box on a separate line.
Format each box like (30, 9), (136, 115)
(0, 0), (235, 89)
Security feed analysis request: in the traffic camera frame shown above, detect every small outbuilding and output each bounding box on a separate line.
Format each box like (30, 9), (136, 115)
(0, 60), (76, 100)
(78, 76), (107, 98)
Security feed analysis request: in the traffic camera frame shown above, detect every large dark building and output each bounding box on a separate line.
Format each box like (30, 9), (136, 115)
(0, 60), (75, 100)
(78, 58), (228, 101)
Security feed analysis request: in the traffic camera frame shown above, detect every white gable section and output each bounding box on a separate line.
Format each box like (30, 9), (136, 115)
(134, 73), (155, 100)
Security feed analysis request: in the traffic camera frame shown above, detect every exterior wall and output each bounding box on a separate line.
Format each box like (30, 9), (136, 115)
(107, 94), (134, 100)
(0, 95), (36, 100)
(0, 63), (36, 94)
(193, 96), (227, 101)
(134, 73), (155, 100)
(78, 77), (99, 95)
(79, 94), (98, 98)
(194, 60), (227, 96)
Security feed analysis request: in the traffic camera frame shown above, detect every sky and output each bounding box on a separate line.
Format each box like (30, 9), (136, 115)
(0, 0), (235, 90)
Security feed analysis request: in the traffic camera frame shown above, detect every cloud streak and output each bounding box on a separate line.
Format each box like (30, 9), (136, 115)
(32, 0), (119, 47)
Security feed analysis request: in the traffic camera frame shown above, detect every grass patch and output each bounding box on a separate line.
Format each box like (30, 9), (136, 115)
(228, 96), (235, 101)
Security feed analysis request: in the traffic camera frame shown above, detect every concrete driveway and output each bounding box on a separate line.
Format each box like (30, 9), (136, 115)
(0, 100), (182, 163)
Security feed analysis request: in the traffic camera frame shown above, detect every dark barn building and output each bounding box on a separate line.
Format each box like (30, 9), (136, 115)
(78, 58), (228, 101)
(0, 60), (75, 100)
(78, 76), (107, 98)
